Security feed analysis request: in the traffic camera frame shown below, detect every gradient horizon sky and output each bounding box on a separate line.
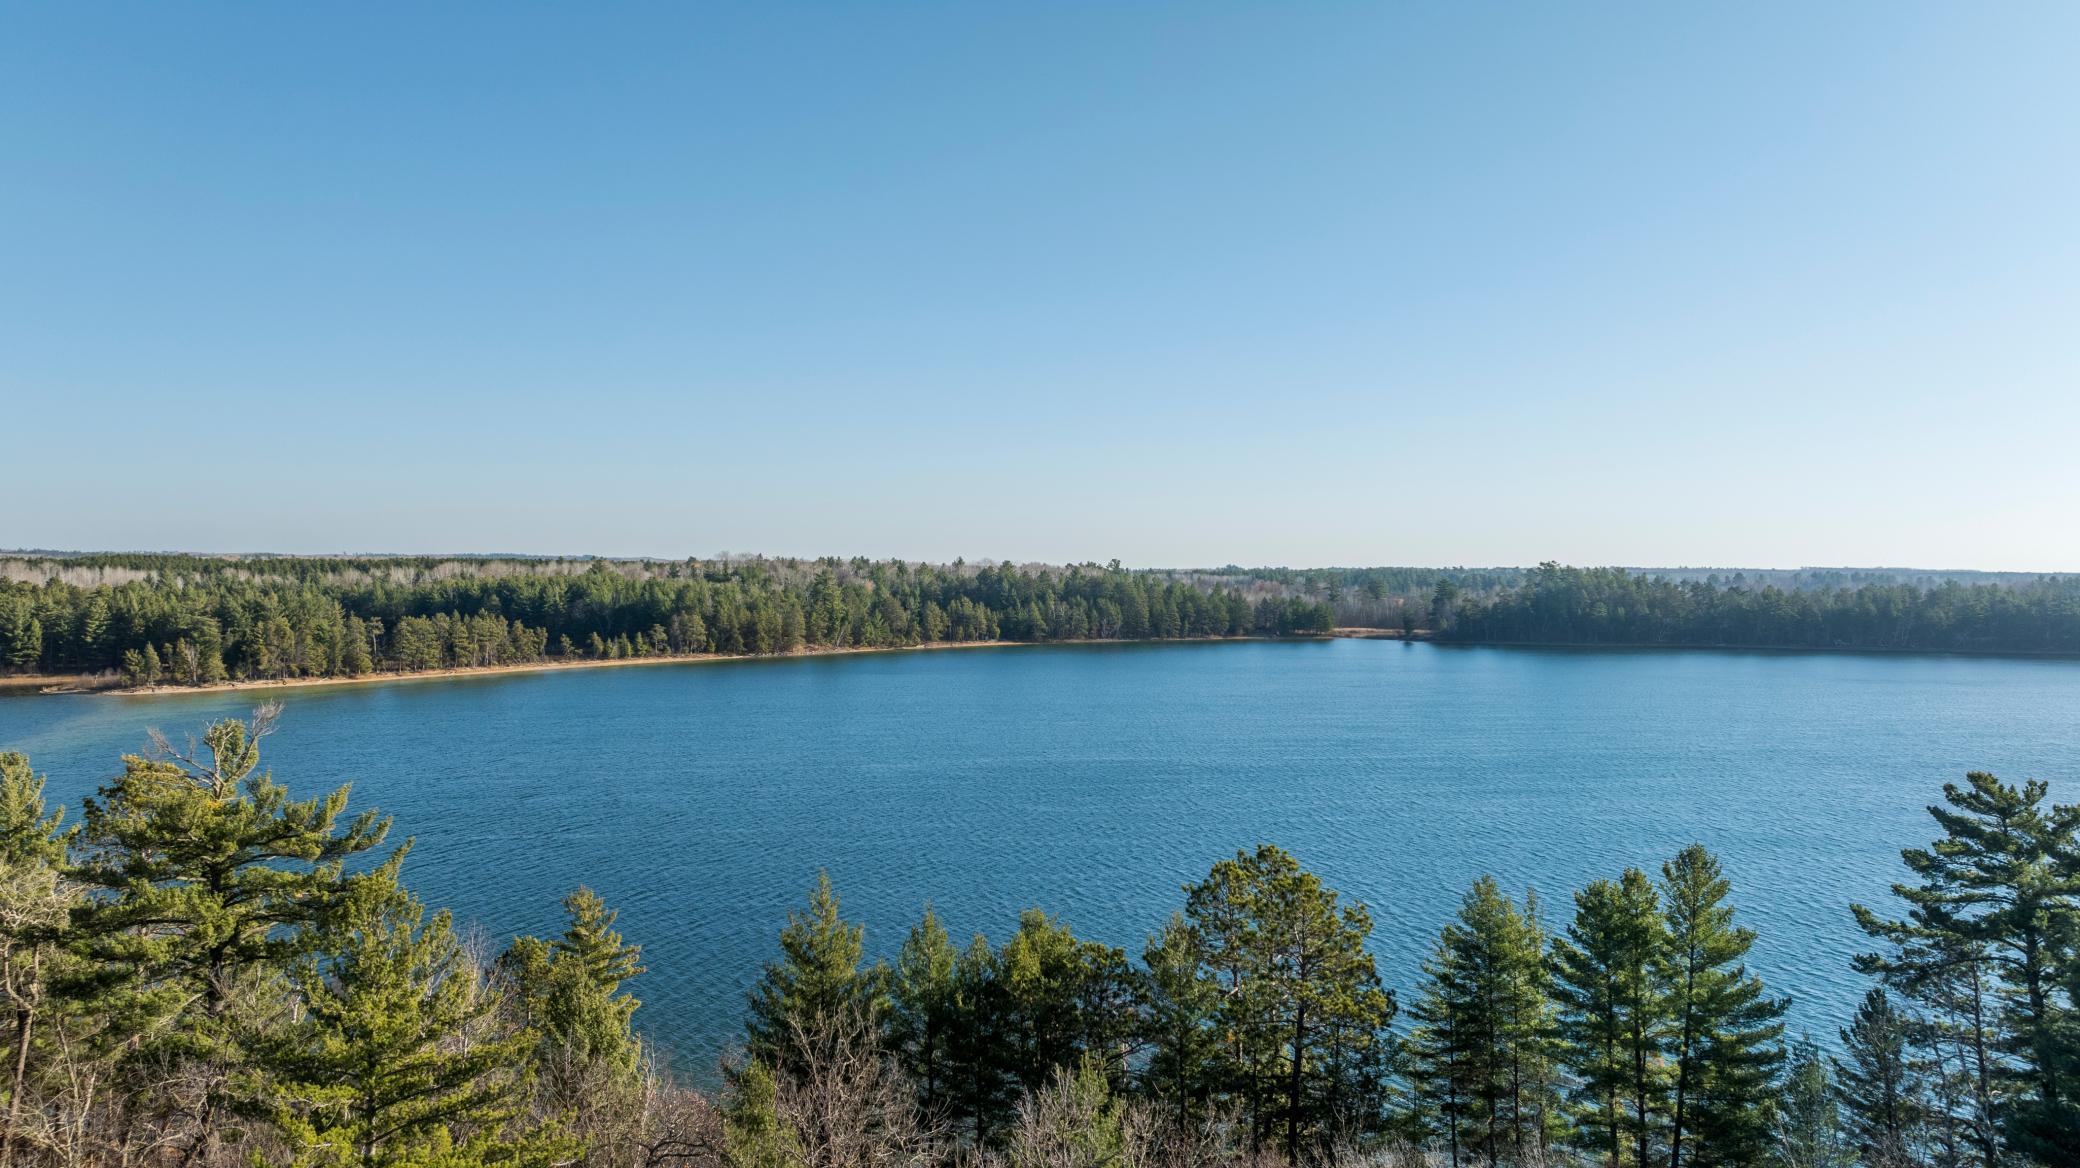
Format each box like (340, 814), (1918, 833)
(4, 3), (2077, 570)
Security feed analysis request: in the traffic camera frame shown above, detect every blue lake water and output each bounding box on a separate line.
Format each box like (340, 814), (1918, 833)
(3, 639), (2076, 1074)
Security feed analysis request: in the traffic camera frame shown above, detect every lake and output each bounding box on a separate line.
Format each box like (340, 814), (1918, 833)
(3, 638), (2076, 1074)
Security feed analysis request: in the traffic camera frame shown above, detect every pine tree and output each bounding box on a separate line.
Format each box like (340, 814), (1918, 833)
(1835, 988), (1925, 1168)
(65, 708), (393, 1147)
(262, 868), (558, 1168)
(76, 594), (111, 667)
(888, 905), (959, 1117)
(1409, 928), (1478, 1166)
(503, 888), (648, 1113)
(1407, 877), (1562, 1166)
(744, 871), (885, 1067)
(553, 887), (644, 994)
(1183, 844), (1395, 1160)
(1865, 930), (1999, 1168)
(1552, 869), (1670, 1168)
(721, 1059), (799, 1168)
(945, 931), (1014, 1143)
(0, 754), (69, 871)
(0, 752), (74, 1168)
(1852, 772), (2080, 1161)
(998, 909), (1134, 1096)
(1774, 1037), (1850, 1168)
(1658, 845), (1785, 1168)
(189, 616), (229, 683)
(1512, 888), (1569, 1160)
(341, 616), (374, 676)
(70, 709), (393, 1015)
(6, 619), (39, 671)
(1136, 913), (1224, 1135)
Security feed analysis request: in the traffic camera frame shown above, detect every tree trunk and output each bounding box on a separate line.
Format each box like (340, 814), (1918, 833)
(1446, 1071), (1461, 1168)
(1286, 1002), (1305, 1163)
(2023, 926), (2057, 1106)
(1969, 964), (1997, 1168)
(1633, 1020), (1652, 1168)
(1669, 965), (1695, 1168)
(3, 999), (32, 1168)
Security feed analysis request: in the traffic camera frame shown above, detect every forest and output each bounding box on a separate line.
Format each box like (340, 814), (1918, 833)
(6, 554), (2073, 688)
(1436, 564), (2080, 655)
(0, 708), (2072, 1167)
(0, 556), (1334, 686)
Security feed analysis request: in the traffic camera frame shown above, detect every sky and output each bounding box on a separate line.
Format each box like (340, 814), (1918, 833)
(3, 2), (2077, 570)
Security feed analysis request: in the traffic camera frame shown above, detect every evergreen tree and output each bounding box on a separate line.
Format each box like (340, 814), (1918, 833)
(1512, 888), (1568, 1160)
(0, 752), (69, 872)
(76, 594), (111, 667)
(1552, 869), (1670, 1168)
(499, 888), (647, 1115)
(188, 616), (229, 683)
(341, 616), (374, 676)
(887, 905), (959, 1118)
(1862, 925), (1999, 1167)
(1409, 929), (1477, 1166)
(65, 708), (393, 1150)
(1135, 913), (1224, 1135)
(997, 909), (1134, 1096)
(552, 887), (644, 996)
(69, 710), (392, 1016)
(1853, 772), (2080, 1161)
(1834, 988), (1925, 1168)
(744, 871), (885, 1066)
(1659, 845), (1786, 1168)
(262, 868), (557, 1168)
(720, 1060), (799, 1168)
(0, 752), (74, 1168)
(945, 932), (1014, 1143)
(1183, 844), (1396, 1160)
(1407, 877), (1562, 1166)
(6, 619), (39, 672)
(1774, 1037), (1849, 1168)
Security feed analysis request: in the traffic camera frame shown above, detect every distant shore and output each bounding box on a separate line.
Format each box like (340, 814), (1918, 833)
(1422, 636), (2080, 660)
(33, 634), (1333, 699)
(64, 640), (1027, 698)
(9, 627), (2070, 699)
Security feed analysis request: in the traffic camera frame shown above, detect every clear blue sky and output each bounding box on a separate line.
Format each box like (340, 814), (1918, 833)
(4, 2), (2076, 569)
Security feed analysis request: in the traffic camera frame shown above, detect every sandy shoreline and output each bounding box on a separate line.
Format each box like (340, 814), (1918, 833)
(64, 640), (1035, 698)
(40, 635), (1304, 699)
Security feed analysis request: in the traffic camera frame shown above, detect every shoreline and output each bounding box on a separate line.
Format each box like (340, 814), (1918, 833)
(52, 635), (1287, 698)
(79, 641), (1025, 698)
(18, 629), (2073, 700)
(1427, 637), (2080, 661)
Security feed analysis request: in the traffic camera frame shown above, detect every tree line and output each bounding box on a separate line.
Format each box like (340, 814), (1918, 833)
(10, 554), (2079, 681)
(0, 557), (1334, 686)
(1435, 564), (2080, 655)
(0, 710), (2073, 1166)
